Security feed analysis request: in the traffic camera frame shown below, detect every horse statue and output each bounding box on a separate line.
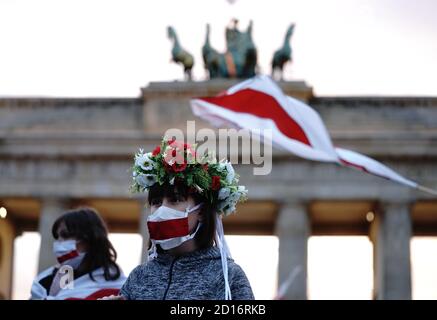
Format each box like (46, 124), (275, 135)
(271, 24), (295, 81)
(167, 26), (194, 81)
(202, 19), (257, 79)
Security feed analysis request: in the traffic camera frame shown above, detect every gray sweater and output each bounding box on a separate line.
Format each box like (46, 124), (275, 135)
(120, 246), (254, 300)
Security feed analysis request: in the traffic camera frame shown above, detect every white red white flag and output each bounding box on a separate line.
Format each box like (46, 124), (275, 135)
(190, 75), (436, 195)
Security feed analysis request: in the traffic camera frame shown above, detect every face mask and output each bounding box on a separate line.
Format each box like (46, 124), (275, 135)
(53, 240), (85, 267)
(147, 203), (203, 250)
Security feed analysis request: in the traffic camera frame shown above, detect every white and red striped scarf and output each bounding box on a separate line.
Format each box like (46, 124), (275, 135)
(30, 266), (126, 300)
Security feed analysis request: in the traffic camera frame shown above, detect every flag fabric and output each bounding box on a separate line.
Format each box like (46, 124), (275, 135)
(190, 75), (436, 194)
(335, 147), (417, 188)
(30, 266), (126, 300)
(191, 75), (340, 163)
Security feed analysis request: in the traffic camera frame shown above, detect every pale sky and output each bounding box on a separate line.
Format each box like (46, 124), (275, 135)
(0, 0), (436, 97)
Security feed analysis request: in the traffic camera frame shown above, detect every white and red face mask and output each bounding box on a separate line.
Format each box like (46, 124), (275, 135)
(53, 240), (85, 267)
(147, 203), (203, 250)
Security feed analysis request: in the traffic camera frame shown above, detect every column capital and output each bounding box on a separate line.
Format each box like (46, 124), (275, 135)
(277, 199), (309, 208)
(275, 201), (309, 235)
(39, 197), (72, 209)
(378, 199), (416, 208)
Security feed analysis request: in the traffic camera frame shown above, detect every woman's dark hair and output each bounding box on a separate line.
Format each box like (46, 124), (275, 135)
(52, 207), (121, 281)
(148, 182), (217, 250)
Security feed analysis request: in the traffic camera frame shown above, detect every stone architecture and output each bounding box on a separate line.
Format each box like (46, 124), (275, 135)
(0, 79), (436, 299)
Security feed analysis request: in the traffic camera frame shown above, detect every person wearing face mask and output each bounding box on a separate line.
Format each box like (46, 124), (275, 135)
(104, 137), (254, 300)
(30, 207), (126, 300)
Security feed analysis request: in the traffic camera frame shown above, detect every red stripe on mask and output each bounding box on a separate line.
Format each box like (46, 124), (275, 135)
(147, 218), (189, 240)
(57, 250), (79, 263)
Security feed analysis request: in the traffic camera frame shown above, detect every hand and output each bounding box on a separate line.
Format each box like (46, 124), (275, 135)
(98, 295), (126, 300)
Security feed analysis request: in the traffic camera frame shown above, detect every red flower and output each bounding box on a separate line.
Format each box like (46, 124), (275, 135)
(162, 159), (187, 173)
(172, 162), (187, 172)
(164, 143), (184, 167)
(202, 164), (209, 172)
(152, 146), (161, 156)
(163, 160), (173, 172)
(211, 176), (221, 190)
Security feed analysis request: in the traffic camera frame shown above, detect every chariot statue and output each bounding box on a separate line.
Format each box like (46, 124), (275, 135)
(167, 21), (296, 81)
(202, 19), (257, 79)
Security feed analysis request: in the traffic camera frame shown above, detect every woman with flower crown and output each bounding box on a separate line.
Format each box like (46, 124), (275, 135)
(104, 137), (253, 300)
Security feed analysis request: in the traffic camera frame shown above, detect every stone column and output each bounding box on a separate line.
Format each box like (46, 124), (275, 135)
(0, 216), (16, 299)
(139, 200), (150, 264)
(38, 198), (70, 272)
(370, 201), (413, 300)
(275, 201), (309, 300)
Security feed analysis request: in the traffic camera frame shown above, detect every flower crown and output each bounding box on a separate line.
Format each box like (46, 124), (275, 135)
(131, 137), (248, 216)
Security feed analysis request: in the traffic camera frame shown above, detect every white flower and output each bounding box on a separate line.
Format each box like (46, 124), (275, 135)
(217, 194), (238, 215)
(216, 173), (247, 215)
(221, 194), (238, 210)
(223, 204), (236, 216)
(218, 160), (227, 171)
(225, 162), (235, 183)
(218, 187), (230, 200)
(136, 174), (157, 188)
(237, 185), (248, 198)
(135, 153), (154, 171)
(229, 189), (242, 202)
